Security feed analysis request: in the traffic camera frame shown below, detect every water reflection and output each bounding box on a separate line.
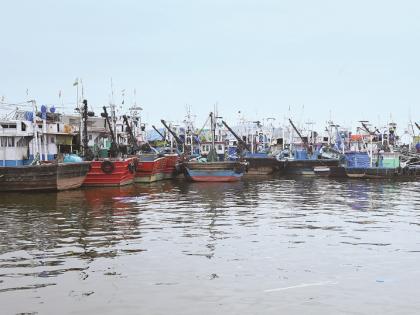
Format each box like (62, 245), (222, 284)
(1, 178), (420, 314)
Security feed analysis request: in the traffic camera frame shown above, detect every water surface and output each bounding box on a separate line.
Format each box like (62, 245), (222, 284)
(1, 177), (420, 314)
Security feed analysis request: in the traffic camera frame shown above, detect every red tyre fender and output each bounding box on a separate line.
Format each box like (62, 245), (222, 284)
(101, 160), (115, 174)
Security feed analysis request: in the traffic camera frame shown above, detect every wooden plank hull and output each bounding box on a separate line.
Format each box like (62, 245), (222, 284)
(244, 157), (279, 175)
(57, 163), (92, 190)
(0, 162), (91, 192)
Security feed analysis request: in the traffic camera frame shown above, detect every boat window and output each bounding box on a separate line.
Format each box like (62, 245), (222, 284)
(0, 137), (6, 147)
(218, 144), (223, 151)
(51, 137), (55, 144)
(21, 122), (27, 131)
(1, 124), (17, 129)
(7, 137), (15, 147)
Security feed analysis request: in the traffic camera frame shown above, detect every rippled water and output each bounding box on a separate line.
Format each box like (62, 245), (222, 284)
(1, 177), (420, 314)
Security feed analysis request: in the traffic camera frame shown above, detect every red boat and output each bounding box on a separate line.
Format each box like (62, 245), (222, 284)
(135, 153), (179, 183)
(162, 153), (179, 179)
(83, 157), (137, 187)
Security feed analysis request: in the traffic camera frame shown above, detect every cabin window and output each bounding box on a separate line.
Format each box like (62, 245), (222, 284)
(7, 137), (15, 147)
(0, 137), (6, 147)
(51, 137), (55, 144)
(1, 123), (17, 129)
(89, 135), (92, 140)
(218, 144), (223, 151)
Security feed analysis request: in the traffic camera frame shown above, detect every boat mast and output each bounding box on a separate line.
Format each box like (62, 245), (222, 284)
(29, 99), (39, 160)
(212, 104), (217, 151)
(102, 106), (119, 157)
(41, 106), (48, 161)
(81, 99), (93, 160)
(110, 79), (117, 145)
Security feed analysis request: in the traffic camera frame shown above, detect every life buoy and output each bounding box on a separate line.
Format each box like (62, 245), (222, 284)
(101, 160), (115, 174)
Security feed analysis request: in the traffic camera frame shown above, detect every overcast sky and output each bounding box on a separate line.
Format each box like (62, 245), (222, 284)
(1, 0), (419, 131)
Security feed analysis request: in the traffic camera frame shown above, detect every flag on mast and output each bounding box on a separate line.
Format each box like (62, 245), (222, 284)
(73, 78), (79, 86)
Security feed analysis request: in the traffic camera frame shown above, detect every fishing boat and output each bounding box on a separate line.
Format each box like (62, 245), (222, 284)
(82, 104), (137, 187)
(133, 119), (182, 183)
(243, 153), (278, 175)
(0, 161), (91, 191)
(344, 151), (419, 179)
(0, 109), (90, 192)
(181, 112), (247, 182)
(135, 153), (167, 182)
(162, 152), (179, 179)
(276, 119), (340, 176)
(222, 119), (279, 175)
(183, 160), (246, 182)
(281, 154), (340, 176)
(83, 158), (137, 186)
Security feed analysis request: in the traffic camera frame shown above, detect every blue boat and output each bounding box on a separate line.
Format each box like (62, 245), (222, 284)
(183, 160), (246, 182)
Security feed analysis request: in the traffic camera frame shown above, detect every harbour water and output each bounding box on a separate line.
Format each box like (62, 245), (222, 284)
(1, 177), (420, 314)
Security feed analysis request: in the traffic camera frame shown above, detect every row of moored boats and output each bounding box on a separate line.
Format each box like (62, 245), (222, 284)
(1, 99), (420, 191)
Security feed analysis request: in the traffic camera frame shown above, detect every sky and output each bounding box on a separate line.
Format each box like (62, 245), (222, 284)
(1, 0), (420, 132)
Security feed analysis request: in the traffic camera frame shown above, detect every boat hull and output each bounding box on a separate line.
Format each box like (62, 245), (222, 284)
(135, 154), (179, 183)
(183, 161), (246, 182)
(0, 162), (91, 192)
(280, 159), (340, 176)
(163, 154), (179, 179)
(83, 158), (136, 187)
(57, 162), (92, 190)
(345, 167), (420, 179)
(244, 156), (279, 175)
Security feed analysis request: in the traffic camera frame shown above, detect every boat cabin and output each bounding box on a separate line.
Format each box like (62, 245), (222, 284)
(200, 141), (226, 160)
(0, 120), (33, 166)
